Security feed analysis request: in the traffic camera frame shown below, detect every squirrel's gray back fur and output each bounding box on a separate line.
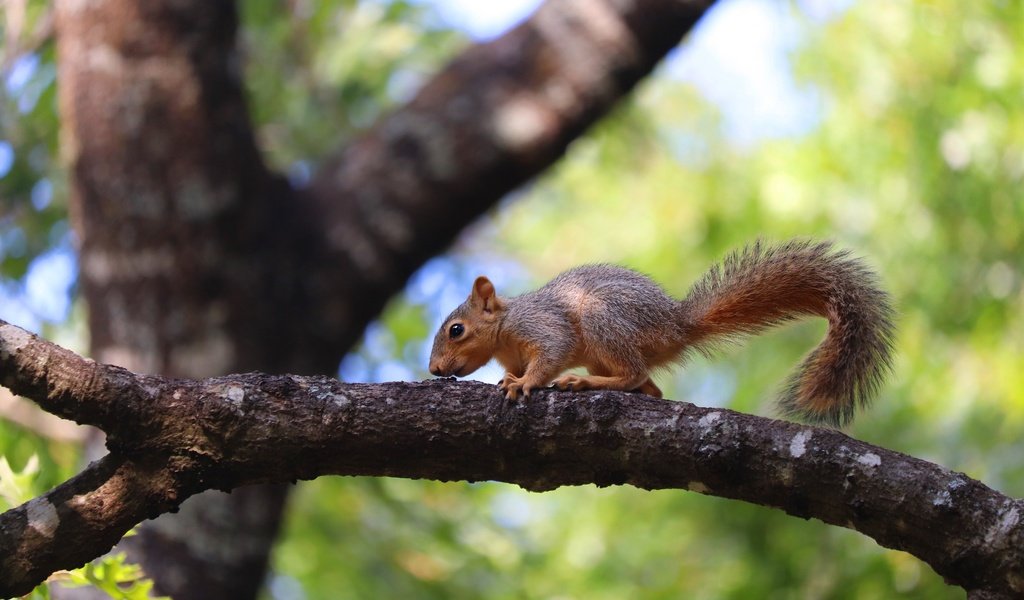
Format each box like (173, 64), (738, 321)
(503, 264), (684, 375)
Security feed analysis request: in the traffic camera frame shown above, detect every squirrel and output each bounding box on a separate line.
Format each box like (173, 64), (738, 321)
(428, 240), (895, 426)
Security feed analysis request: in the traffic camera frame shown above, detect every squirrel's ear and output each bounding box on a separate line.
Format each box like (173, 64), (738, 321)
(471, 276), (503, 313)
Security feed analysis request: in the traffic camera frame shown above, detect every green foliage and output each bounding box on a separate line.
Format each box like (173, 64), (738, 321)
(0, 1), (65, 281)
(54, 553), (169, 600)
(240, 0), (462, 170)
(0, 425), (78, 502)
(0, 453), (39, 508)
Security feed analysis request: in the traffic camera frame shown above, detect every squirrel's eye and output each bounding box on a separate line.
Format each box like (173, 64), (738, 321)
(449, 323), (465, 339)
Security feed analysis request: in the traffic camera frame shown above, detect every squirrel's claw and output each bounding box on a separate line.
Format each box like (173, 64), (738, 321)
(504, 386), (527, 400)
(499, 374), (541, 400)
(552, 374), (585, 392)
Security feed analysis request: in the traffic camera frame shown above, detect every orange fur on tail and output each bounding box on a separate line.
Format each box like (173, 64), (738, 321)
(679, 241), (895, 426)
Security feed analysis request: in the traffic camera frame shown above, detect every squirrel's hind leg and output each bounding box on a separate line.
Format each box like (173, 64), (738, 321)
(552, 371), (652, 395)
(636, 378), (662, 398)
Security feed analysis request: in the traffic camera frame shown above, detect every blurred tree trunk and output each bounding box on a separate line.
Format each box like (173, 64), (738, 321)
(55, 2), (312, 597)
(53, 0), (713, 596)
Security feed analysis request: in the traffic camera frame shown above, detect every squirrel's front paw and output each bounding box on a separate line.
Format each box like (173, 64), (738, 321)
(552, 374), (587, 392)
(500, 376), (541, 400)
(499, 374), (524, 400)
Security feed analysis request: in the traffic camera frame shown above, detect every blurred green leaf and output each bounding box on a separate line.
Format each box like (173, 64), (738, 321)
(57, 553), (169, 600)
(0, 453), (39, 509)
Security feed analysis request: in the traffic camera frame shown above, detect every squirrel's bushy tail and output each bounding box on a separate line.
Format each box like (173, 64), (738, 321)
(678, 240), (895, 427)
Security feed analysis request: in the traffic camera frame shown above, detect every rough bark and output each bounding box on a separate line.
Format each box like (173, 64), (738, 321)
(1, 319), (1021, 599)
(51, 0), (716, 596)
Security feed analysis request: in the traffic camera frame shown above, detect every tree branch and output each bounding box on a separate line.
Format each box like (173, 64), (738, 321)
(1, 319), (1022, 598)
(301, 0), (716, 356)
(0, 322), (148, 433)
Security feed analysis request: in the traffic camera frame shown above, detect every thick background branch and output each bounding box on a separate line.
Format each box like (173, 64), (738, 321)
(1, 320), (1022, 598)
(305, 0), (715, 357)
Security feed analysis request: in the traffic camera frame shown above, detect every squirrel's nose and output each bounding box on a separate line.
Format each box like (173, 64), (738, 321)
(429, 364), (444, 377)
